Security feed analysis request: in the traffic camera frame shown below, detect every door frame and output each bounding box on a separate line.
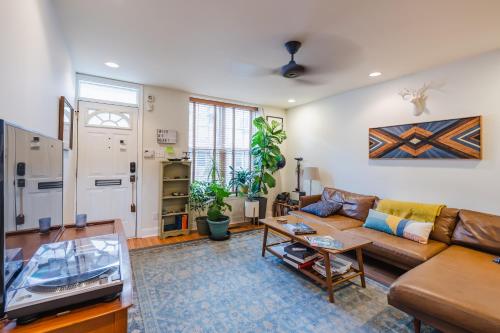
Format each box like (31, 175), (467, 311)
(75, 75), (143, 238)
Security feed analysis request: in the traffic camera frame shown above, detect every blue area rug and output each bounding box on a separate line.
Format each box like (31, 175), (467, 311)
(128, 230), (436, 333)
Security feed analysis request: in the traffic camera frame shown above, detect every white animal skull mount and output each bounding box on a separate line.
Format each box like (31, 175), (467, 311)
(399, 83), (433, 116)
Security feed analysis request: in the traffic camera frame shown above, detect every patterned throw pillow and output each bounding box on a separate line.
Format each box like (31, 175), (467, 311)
(363, 209), (434, 244)
(301, 200), (342, 217)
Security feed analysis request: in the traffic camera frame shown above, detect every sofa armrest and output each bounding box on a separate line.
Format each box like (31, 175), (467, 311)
(299, 195), (322, 209)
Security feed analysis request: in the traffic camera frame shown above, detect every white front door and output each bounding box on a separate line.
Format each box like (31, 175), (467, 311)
(76, 101), (138, 237)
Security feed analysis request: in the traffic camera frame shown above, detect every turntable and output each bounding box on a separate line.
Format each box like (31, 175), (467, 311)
(5, 234), (123, 323)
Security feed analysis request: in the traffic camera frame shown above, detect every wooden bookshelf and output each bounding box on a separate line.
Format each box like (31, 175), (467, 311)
(158, 161), (191, 238)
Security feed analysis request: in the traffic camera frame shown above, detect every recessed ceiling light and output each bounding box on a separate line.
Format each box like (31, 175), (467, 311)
(105, 62), (120, 68)
(288, 99), (296, 103)
(369, 72), (382, 77)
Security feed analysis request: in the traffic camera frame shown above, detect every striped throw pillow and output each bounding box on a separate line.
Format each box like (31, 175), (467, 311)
(363, 209), (433, 244)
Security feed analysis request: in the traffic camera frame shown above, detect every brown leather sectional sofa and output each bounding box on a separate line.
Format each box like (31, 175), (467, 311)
(292, 187), (500, 333)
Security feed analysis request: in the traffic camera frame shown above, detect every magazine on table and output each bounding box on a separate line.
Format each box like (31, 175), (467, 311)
(313, 256), (352, 277)
(283, 242), (319, 263)
(283, 222), (316, 235)
(304, 236), (344, 250)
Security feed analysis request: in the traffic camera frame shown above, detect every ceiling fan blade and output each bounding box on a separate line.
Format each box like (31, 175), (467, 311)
(293, 78), (322, 86)
(230, 62), (276, 77)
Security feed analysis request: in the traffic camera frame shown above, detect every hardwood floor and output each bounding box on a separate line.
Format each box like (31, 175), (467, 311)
(338, 252), (405, 287)
(127, 223), (263, 250)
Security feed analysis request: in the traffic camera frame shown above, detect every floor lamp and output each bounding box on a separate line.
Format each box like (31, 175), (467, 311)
(302, 167), (320, 196)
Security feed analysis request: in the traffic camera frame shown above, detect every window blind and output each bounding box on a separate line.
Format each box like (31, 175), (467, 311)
(189, 98), (258, 188)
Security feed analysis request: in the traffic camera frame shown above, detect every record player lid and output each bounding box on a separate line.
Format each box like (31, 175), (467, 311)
(8, 234), (121, 292)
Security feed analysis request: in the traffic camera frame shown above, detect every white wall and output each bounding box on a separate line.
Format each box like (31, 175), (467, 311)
(139, 86), (190, 236)
(139, 86), (287, 236)
(0, 0), (76, 223)
(285, 50), (500, 215)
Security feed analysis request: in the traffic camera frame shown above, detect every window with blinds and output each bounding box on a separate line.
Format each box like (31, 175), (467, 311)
(188, 98), (258, 188)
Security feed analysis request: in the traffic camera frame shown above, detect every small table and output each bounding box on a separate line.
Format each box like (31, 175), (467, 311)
(272, 201), (299, 217)
(260, 216), (371, 303)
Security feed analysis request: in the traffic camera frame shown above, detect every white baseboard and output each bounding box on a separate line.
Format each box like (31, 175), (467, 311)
(137, 226), (158, 238)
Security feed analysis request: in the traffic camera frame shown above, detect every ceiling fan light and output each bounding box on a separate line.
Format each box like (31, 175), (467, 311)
(369, 71), (382, 77)
(281, 62), (305, 78)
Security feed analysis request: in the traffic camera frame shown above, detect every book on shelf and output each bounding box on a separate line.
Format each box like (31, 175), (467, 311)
(268, 242), (291, 257)
(181, 214), (188, 229)
(283, 222), (316, 235)
(175, 215), (182, 229)
(283, 242), (320, 263)
(312, 256), (352, 277)
(304, 236), (344, 250)
(283, 254), (318, 270)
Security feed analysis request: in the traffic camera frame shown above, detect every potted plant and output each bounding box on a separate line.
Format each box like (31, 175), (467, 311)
(244, 177), (261, 222)
(250, 116), (287, 218)
(188, 180), (211, 235)
(206, 162), (232, 239)
(229, 166), (253, 196)
(228, 166), (260, 222)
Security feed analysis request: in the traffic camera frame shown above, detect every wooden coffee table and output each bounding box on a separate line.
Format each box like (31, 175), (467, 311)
(261, 215), (372, 303)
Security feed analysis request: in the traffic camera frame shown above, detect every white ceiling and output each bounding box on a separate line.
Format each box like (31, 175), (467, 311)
(52, 0), (500, 108)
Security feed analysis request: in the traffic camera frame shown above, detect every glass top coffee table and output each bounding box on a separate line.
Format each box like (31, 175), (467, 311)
(260, 215), (372, 303)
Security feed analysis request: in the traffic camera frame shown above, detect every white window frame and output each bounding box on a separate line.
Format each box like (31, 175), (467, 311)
(189, 97), (259, 189)
(76, 74), (141, 107)
(84, 109), (133, 130)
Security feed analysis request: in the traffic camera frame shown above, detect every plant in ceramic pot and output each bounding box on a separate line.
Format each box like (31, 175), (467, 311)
(229, 166), (253, 196)
(250, 116), (287, 218)
(229, 167), (261, 222)
(189, 180), (211, 235)
(206, 181), (232, 239)
(205, 162), (232, 239)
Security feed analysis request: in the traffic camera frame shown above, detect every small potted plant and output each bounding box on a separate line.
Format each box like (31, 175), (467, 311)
(188, 180), (210, 235)
(206, 181), (232, 239)
(229, 166), (253, 196)
(244, 178), (260, 222)
(205, 161), (232, 240)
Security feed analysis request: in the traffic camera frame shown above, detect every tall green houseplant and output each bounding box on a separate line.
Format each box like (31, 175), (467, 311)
(250, 116), (287, 217)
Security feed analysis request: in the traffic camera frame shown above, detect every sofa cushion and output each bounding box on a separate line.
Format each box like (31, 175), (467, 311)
(321, 187), (377, 221)
(363, 209), (433, 244)
(388, 246), (500, 333)
(452, 209), (500, 255)
(289, 210), (363, 231)
(429, 207), (459, 244)
(344, 227), (447, 269)
(301, 200), (342, 217)
(299, 194), (322, 209)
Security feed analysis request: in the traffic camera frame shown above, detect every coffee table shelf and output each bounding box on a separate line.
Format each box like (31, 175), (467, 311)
(261, 216), (372, 303)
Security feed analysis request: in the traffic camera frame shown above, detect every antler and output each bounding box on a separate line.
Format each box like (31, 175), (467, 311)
(417, 82), (431, 96)
(399, 82), (437, 116)
(398, 88), (413, 100)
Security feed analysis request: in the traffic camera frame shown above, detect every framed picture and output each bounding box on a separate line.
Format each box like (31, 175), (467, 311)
(58, 96), (74, 150)
(266, 116), (284, 130)
(369, 116), (481, 159)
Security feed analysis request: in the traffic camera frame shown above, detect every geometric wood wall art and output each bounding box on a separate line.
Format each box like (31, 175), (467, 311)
(369, 116), (481, 159)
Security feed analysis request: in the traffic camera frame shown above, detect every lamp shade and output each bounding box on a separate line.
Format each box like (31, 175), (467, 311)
(302, 167), (320, 181)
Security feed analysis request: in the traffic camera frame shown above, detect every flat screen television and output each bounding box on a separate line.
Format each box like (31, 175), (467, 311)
(0, 120), (63, 316)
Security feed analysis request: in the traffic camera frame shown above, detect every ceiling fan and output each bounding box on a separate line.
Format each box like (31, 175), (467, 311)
(231, 40), (320, 85)
(280, 41), (306, 78)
